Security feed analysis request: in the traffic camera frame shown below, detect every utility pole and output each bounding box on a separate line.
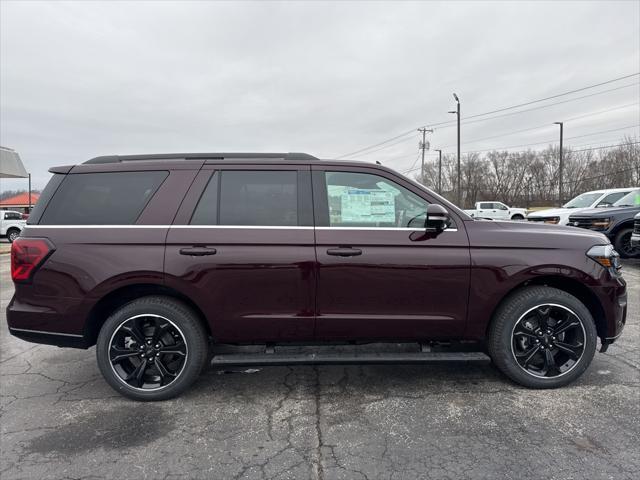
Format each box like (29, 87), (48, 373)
(28, 173), (32, 213)
(449, 93), (461, 206)
(435, 149), (443, 194)
(554, 121), (564, 206)
(417, 127), (433, 184)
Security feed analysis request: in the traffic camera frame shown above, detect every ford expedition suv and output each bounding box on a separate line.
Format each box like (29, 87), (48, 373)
(7, 153), (627, 400)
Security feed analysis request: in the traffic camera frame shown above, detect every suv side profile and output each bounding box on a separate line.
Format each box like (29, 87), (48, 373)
(7, 153), (627, 400)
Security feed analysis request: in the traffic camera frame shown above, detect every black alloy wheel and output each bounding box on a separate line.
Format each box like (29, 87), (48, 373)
(108, 314), (188, 390)
(511, 304), (586, 378)
(97, 296), (208, 401)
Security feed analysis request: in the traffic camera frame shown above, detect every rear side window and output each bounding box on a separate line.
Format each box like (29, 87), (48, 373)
(4, 212), (21, 220)
(39, 171), (168, 225)
(191, 170), (298, 226)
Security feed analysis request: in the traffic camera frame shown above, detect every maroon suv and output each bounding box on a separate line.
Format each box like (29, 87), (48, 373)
(7, 153), (627, 400)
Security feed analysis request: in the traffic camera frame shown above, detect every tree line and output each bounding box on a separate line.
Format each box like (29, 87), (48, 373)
(415, 136), (639, 208)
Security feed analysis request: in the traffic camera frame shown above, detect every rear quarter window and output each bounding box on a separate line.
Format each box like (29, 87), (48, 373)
(39, 171), (168, 225)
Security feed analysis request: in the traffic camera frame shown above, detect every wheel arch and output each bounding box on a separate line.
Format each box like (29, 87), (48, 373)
(610, 219), (635, 236)
(84, 284), (211, 346)
(486, 275), (607, 341)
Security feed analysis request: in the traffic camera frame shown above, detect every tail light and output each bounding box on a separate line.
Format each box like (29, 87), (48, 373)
(11, 238), (55, 283)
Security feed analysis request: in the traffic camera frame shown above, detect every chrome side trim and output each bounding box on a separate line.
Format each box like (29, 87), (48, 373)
(26, 225), (458, 232)
(9, 327), (84, 338)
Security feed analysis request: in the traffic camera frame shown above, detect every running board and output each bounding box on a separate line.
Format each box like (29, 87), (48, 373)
(210, 343), (489, 366)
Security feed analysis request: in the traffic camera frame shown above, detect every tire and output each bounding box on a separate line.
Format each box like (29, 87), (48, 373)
(96, 296), (208, 401)
(511, 214), (524, 221)
(488, 286), (597, 389)
(7, 228), (20, 243)
(614, 228), (639, 258)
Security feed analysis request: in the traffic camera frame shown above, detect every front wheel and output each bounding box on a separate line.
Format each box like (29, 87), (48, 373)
(96, 296), (208, 401)
(614, 228), (639, 258)
(488, 286), (597, 388)
(510, 214), (525, 221)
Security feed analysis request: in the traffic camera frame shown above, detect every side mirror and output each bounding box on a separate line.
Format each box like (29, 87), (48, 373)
(425, 204), (451, 232)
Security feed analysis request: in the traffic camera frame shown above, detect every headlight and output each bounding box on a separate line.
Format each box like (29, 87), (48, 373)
(589, 218), (611, 230)
(587, 244), (622, 276)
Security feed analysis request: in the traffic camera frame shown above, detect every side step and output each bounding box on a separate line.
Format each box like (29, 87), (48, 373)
(210, 343), (490, 367)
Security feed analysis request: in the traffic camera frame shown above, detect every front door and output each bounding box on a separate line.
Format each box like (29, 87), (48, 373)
(312, 165), (470, 341)
(164, 165), (316, 343)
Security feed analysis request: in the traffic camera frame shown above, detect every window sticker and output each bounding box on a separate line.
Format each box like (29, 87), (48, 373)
(340, 188), (396, 223)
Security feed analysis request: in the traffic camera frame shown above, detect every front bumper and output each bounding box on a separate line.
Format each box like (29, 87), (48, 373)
(631, 232), (640, 247)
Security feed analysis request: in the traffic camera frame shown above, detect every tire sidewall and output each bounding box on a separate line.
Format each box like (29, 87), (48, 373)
(96, 296), (208, 401)
(615, 228), (638, 258)
(489, 286), (597, 389)
(7, 229), (19, 243)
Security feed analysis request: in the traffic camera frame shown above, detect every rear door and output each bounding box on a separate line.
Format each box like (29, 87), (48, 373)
(477, 202), (495, 218)
(164, 164), (316, 343)
(311, 165), (470, 341)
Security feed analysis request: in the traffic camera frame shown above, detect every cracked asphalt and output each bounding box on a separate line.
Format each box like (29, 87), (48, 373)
(0, 253), (639, 480)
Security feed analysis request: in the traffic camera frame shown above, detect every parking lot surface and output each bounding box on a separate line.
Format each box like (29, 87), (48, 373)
(0, 253), (639, 480)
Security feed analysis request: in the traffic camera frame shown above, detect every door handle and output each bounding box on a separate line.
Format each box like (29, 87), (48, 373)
(327, 247), (362, 257)
(179, 247), (217, 256)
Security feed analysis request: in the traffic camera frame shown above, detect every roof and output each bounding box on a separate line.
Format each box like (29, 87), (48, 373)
(0, 147), (28, 178)
(84, 152), (319, 164)
(0, 192), (40, 207)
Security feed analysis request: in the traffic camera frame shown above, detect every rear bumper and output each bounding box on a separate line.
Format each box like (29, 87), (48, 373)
(7, 327), (87, 348)
(6, 295), (90, 348)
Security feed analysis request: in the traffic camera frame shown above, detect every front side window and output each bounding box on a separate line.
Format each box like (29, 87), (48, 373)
(613, 189), (640, 207)
(191, 170), (299, 226)
(598, 191), (628, 207)
(5, 212), (21, 220)
(39, 171), (168, 225)
(323, 171), (429, 228)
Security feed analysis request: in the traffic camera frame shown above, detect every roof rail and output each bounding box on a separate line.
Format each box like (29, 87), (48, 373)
(84, 152), (318, 164)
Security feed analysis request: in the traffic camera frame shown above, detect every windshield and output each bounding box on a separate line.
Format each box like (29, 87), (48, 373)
(613, 189), (640, 207)
(563, 192), (602, 208)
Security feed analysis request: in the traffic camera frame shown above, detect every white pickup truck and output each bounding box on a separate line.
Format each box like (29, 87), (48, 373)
(0, 210), (26, 243)
(464, 201), (527, 220)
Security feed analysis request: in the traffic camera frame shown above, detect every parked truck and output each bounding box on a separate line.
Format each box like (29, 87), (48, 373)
(0, 210), (26, 242)
(464, 201), (527, 220)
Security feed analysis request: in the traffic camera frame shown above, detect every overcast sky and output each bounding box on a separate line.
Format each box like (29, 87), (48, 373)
(1, 0), (639, 191)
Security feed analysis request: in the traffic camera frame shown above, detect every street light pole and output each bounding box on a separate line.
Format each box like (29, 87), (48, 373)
(449, 93), (461, 206)
(554, 121), (564, 206)
(435, 149), (442, 194)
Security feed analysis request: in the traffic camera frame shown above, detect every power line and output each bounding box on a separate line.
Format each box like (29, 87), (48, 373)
(431, 72), (640, 125)
(458, 124), (639, 154)
(442, 102), (639, 148)
(434, 82), (639, 130)
(335, 129), (415, 159)
(400, 140), (640, 175)
(336, 74), (639, 158)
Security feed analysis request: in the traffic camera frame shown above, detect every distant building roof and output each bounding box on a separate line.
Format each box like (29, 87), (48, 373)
(0, 147), (28, 178)
(0, 192), (40, 207)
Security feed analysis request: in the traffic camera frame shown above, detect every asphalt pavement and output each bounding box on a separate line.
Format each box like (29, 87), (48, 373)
(0, 253), (638, 480)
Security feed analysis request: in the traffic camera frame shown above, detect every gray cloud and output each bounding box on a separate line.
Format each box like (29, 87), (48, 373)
(1, 0), (639, 190)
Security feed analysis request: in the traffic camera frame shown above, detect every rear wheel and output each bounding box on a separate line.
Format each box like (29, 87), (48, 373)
(488, 286), (597, 388)
(96, 296), (208, 401)
(614, 228), (639, 258)
(6, 228), (20, 243)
